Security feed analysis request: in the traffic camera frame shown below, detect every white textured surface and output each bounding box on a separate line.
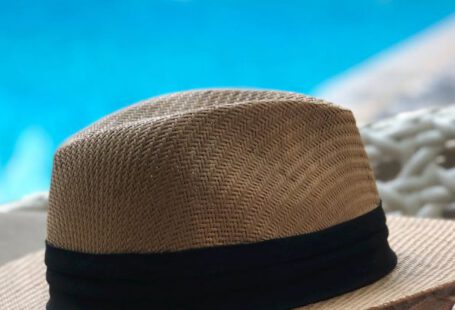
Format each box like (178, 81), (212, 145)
(360, 105), (455, 218)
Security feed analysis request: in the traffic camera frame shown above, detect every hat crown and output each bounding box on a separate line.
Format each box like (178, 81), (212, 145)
(47, 89), (378, 253)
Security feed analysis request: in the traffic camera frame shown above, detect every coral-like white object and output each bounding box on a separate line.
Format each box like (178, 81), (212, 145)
(361, 105), (455, 218)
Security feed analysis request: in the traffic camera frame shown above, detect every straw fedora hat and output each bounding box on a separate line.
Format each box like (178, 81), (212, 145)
(1, 89), (455, 309)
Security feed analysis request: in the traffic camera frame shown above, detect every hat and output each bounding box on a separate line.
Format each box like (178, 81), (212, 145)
(1, 89), (455, 309)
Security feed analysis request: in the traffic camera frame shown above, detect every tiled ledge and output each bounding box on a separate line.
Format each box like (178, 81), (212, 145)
(316, 14), (455, 124)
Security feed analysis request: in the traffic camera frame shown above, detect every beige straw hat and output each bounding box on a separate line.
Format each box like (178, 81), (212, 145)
(1, 89), (455, 309)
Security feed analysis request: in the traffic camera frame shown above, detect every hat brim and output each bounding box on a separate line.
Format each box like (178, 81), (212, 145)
(1, 215), (455, 309)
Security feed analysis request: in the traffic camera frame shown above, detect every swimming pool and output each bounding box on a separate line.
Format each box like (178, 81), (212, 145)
(1, 0), (455, 203)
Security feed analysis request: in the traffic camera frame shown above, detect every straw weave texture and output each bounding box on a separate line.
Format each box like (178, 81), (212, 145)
(0, 251), (47, 310)
(47, 89), (379, 253)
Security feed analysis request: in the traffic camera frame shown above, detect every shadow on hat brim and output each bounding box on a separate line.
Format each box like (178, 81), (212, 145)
(1, 215), (455, 309)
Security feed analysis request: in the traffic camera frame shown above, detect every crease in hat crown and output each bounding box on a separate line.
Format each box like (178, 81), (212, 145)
(47, 89), (379, 254)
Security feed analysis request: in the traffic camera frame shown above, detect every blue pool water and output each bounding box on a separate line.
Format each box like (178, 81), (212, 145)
(1, 0), (455, 203)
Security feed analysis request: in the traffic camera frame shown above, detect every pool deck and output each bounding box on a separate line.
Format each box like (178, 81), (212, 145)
(316, 14), (455, 124)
